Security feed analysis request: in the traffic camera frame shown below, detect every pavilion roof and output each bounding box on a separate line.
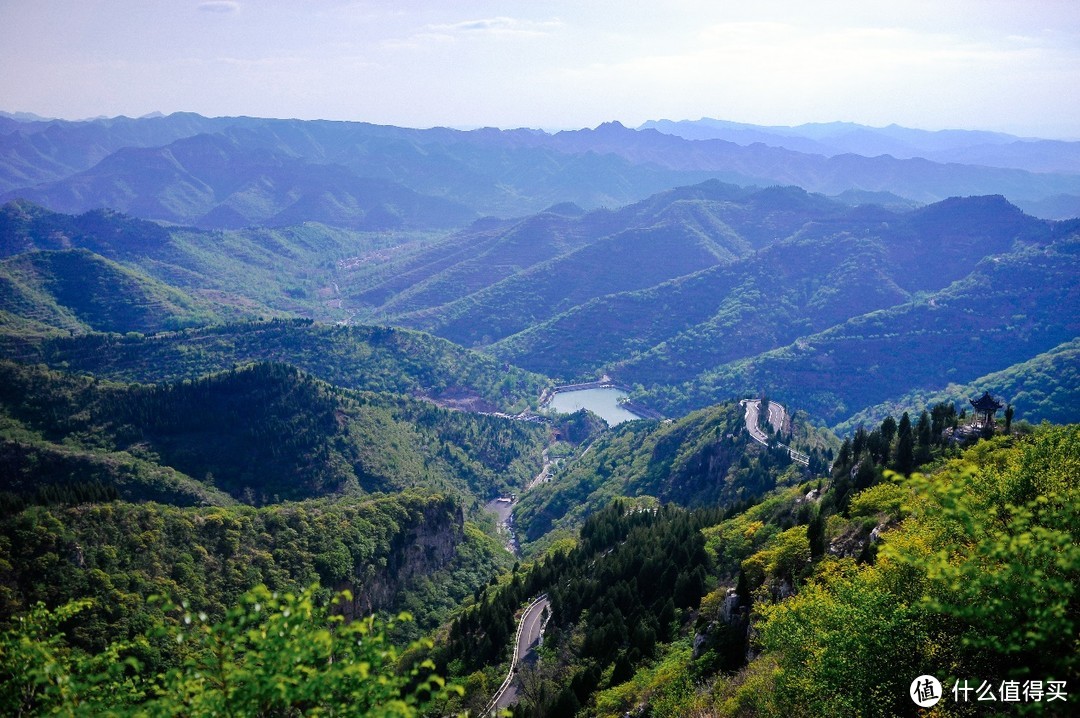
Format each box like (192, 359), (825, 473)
(970, 391), (1004, 411)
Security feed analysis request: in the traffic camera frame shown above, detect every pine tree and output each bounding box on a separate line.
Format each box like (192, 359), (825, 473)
(915, 410), (932, 465)
(880, 416), (897, 464)
(808, 511), (826, 560)
(852, 426), (868, 460)
(735, 569), (751, 609)
(836, 438), (852, 475)
(854, 455), (877, 491)
(894, 412), (914, 475)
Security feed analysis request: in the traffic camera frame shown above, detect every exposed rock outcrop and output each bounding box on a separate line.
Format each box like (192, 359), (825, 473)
(338, 499), (465, 619)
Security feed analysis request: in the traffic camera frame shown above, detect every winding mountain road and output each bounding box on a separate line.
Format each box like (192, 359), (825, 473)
(486, 595), (551, 714)
(742, 399), (785, 445)
(485, 400), (799, 714)
(741, 399), (809, 466)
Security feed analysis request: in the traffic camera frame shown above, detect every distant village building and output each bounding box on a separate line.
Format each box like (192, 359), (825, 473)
(969, 391), (1004, 428)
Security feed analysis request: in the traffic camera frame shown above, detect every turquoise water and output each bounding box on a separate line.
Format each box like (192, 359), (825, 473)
(545, 387), (642, 426)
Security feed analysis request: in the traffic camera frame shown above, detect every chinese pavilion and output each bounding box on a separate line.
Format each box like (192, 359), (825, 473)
(969, 391), (1004, 428)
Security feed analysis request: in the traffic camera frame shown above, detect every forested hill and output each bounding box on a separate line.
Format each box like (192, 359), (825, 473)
(0, 360), (548, 508)
(0, 200), (447, 323)
(2, 185), (1075, 431)
(1, 184), (1075, 432)
(489, 194), (1046, 376)
(0, 248), (223, 336)
(351, 186), (1076, 429)
(428, 422), (1078, 717)
(654, 231), (1079, 426)
(4, 386), (1075, 716)
(0, 109), (1077, 716)
(0, 490), (515, 688)
(514, 402), (834, 552)
(4, 319), (550, 415)
(359, 183), (843, 347)
(834, 336), (1080, 433)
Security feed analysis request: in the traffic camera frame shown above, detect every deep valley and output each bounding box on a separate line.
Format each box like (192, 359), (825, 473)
(0, 111), (1076, 718)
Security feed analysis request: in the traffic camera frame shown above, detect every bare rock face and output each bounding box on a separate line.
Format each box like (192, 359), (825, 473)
(338, 500), (465, 619)
(828, 517), (895, 562)
(693, 630), (710, 659)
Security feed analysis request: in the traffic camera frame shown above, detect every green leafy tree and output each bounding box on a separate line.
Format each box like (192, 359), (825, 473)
(0, 585), (462, 717)
(752, 425), (1079, 718)
(887, 428), (1080, 685)
(0, 599), (145, 716)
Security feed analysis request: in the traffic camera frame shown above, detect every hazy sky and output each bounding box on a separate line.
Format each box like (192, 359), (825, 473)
(3, 1), (1079, 137)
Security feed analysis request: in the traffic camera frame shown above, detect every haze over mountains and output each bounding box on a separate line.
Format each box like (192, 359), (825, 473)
(4, 112), (1080, 227)
(641, 117), (1080, 173)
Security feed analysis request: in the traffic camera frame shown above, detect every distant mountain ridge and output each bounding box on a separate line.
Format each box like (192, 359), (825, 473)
(640, 117), (1080, 173)
(4, 112), (1080, 229)
(3, 132), (477, 230)
(551, 122), (1080, 208)
(640, 118), (1080, 218)
(0, 114), (717, 223)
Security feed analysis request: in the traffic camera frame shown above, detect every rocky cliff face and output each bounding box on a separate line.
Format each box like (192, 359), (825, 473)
(339, 498), (465, 620)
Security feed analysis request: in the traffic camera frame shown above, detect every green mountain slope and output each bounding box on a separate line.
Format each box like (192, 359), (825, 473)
(491, 195), (1058, 384)
(571, 424), (1080, 718)
(0, 249), (219, 336)
(514, 402), (833, 552)
(835, 337), (1080, 432)
(0, 361), (548, 507)
(0, 200), (448, 321)
(398, 221), (737, 347)
(351, 210), (603, 316)
(352, 183), (853, 347)
(489, 229), (910, 381)
(613, 197), (1047, 386)
(0, 491), (513, 673)
(10, 319), (549, 413)
(3, 191), (1072, 432)
(655, 234), (1079, 425)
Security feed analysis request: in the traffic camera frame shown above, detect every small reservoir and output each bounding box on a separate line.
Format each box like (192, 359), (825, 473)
(544, 386), (643, 426)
